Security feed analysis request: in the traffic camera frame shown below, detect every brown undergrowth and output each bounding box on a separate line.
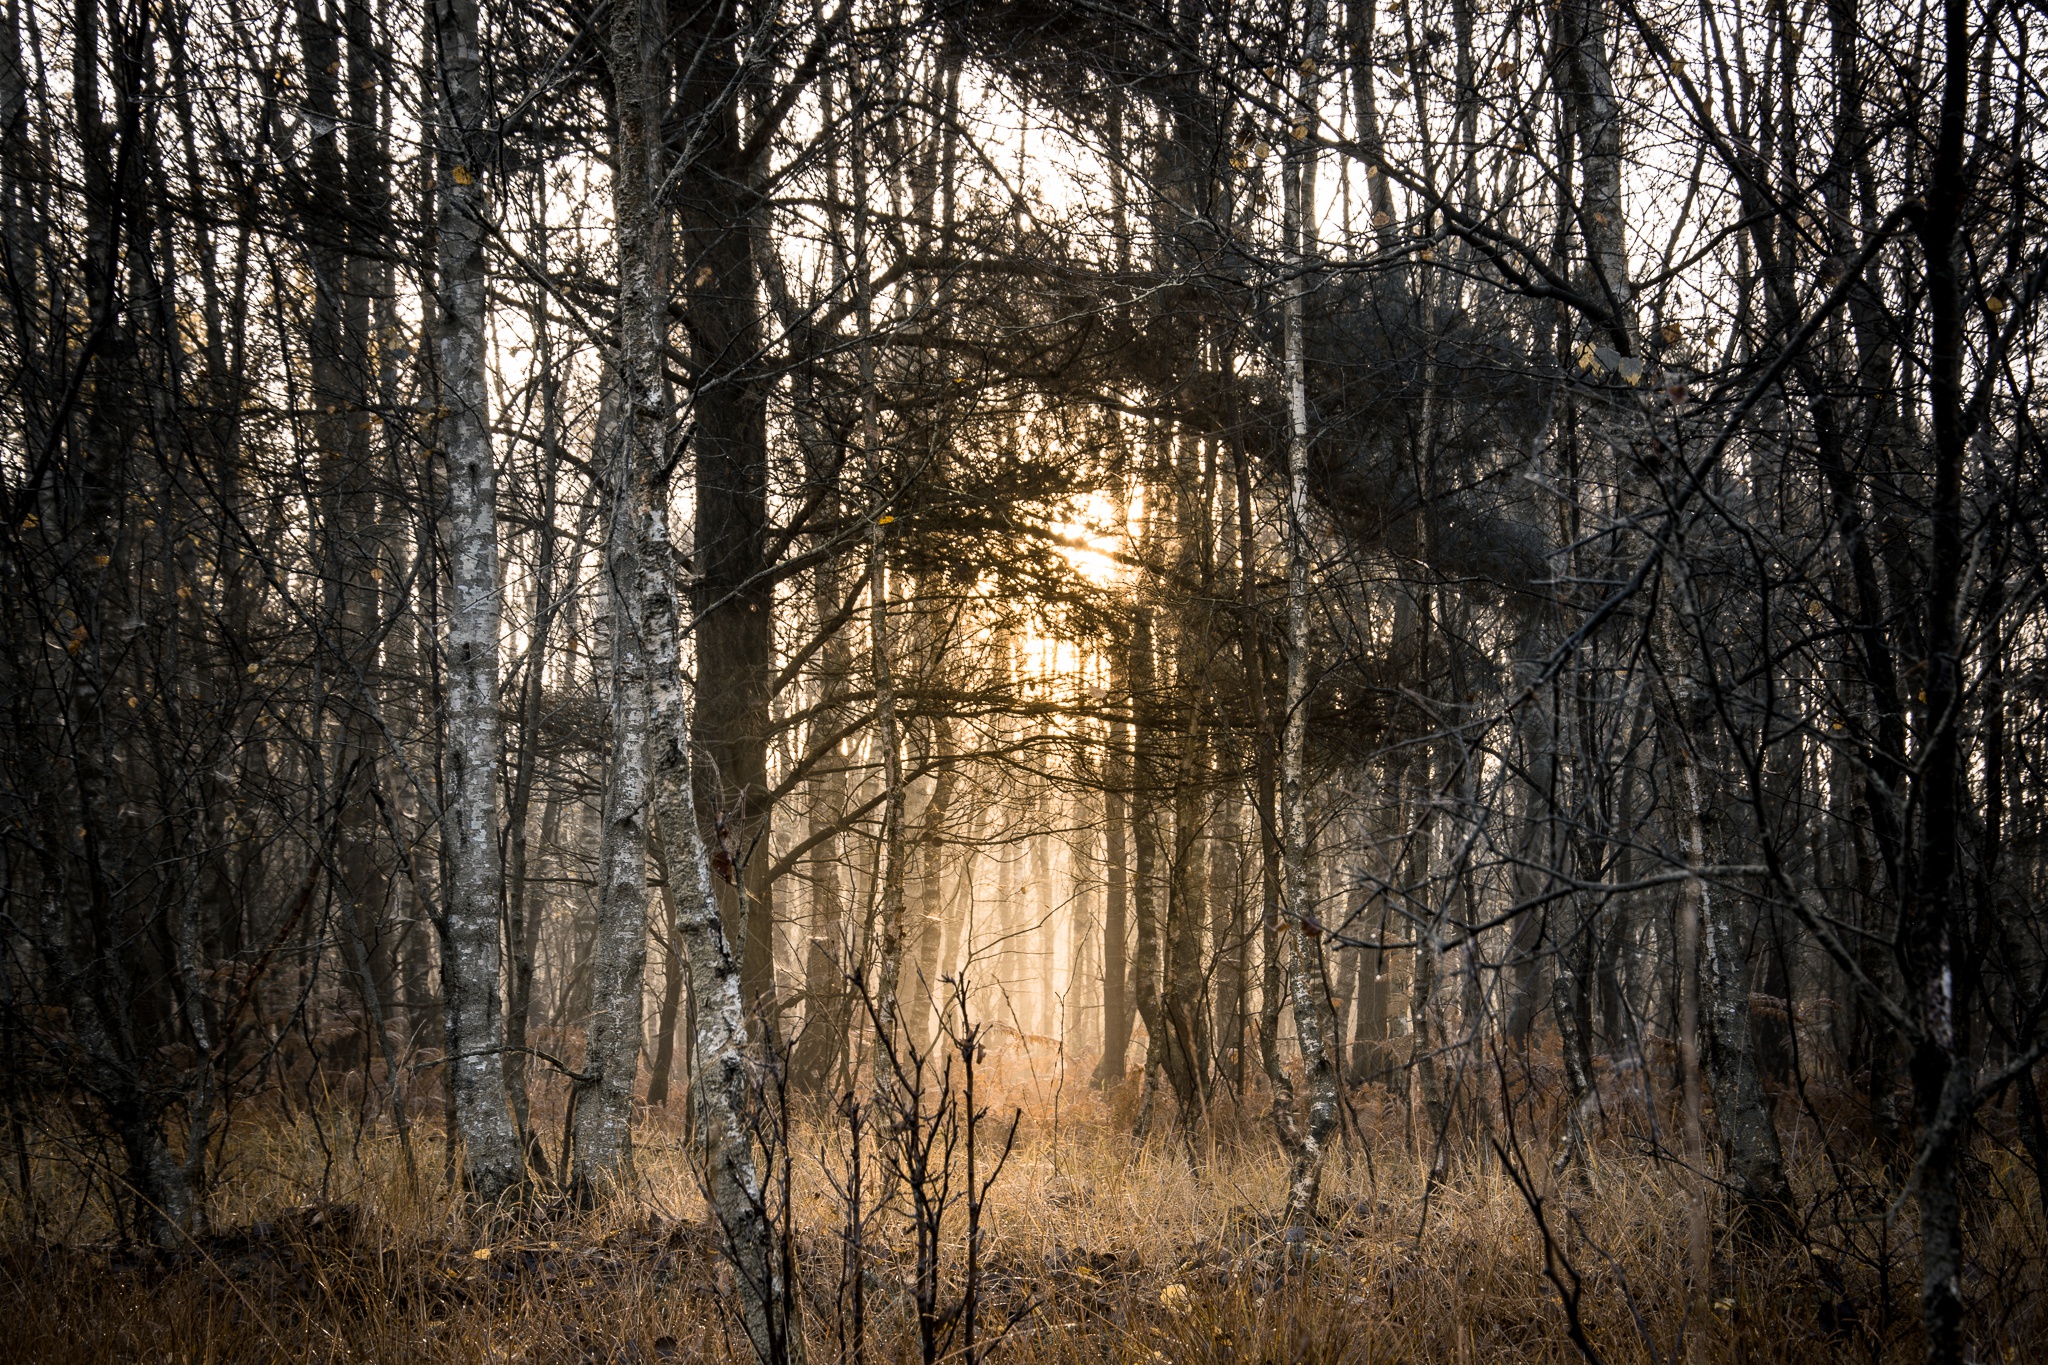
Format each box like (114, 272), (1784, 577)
(1, 1070), (2042, 1363)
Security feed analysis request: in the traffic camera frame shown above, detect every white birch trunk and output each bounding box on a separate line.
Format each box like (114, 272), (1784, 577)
(1683, 749), (1793, 1226)
(605, 0), (803, 1353)
(1665, 566), (1790, 1228)
(430, 0), (521, 1203)
(1558, 0), (1635, 343)
(641, 461), (807, 1365)
(573, 388), (652, 1194)
(1279, 6), (1339, 1230)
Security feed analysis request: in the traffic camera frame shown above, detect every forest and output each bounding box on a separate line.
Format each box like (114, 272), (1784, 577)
(0, 0), (2044, 1359)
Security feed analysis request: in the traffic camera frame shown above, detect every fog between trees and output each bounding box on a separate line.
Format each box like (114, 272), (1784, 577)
(2, 0), (2044, 1360)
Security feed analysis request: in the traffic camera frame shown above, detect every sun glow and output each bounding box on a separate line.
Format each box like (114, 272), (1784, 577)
(1052, 489), (1127, 588)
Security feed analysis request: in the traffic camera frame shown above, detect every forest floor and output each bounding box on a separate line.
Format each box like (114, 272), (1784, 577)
(2, 1070), (2043, 1363)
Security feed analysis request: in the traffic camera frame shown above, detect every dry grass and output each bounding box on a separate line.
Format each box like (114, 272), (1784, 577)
(1, 1071), (2042, 1363)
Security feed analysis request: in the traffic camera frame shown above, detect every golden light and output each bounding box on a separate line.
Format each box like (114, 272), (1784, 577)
(1053, 489), (1126, 588)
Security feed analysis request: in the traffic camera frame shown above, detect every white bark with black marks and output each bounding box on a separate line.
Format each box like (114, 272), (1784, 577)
(605, 0), (803, 1351)
(573, 396), (652, 1195)
(1557, 0), (1635, 345)
(1279, 3), (1338, 1231)
(430, 0), (521, 1204)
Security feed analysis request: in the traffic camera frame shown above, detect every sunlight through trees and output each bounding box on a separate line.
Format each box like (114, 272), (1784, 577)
(1, 0), (2044, 1359)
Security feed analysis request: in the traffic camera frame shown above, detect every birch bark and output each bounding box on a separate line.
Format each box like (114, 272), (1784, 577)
(605, 0), (802, 1351)
(1658, 519), (1791, 1226)
(429, 0), (521, 1202)
(641, 474), (807, 1364)
(1681, 744), (1792, 1226)
(1279, 5), (1339, 1229)
(572, 371), (653, 1193)
(1556, 0), (1635, 344)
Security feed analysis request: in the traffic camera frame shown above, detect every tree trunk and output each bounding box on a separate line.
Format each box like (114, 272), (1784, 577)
(1903, 7), (1975, 1356)
(677, 0), (777, 1027)
(1551, 947), (1598, 1179)
(1678, 737), (1793, 1231)
(1556, 0), (1634, 345)
(1279, 13), (1338, 1227)
(571, 328), (655, 1195)
(907, 725), (957, 1055)
(429, 0), (521, 1203)
(610, 0), (802, 1341)
(1211, 792), (1246, 1091)
(1129, 605), (1166, 1132)
(641, 514), (808, 1361)
(1094, 648), (1133, 1085)
(864, 464), (907, 1063)
(1163, 723), (1209, 1123)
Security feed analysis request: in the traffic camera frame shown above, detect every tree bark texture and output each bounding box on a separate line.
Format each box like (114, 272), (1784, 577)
(608, 4), (801, 1351)
(1279, 13), (1339, 1227)
(677, 0), (778, 1023)
(430, 0), (522, 1203)
(572, 309), (656, 1195)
